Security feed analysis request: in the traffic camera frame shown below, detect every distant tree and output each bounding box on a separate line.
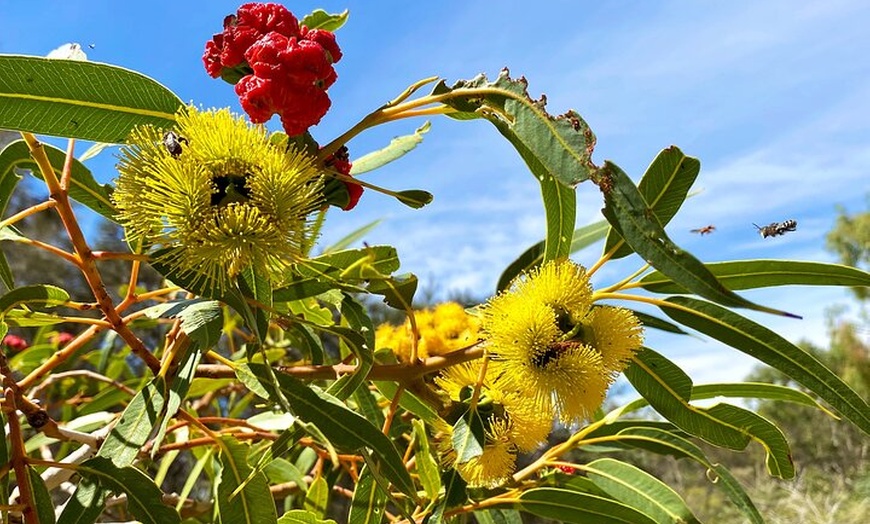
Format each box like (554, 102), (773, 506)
(826, 199), (870, 301)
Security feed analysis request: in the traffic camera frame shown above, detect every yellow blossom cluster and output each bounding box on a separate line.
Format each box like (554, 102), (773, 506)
(374, 302), (481, 361)
(428, 259), (644, 487)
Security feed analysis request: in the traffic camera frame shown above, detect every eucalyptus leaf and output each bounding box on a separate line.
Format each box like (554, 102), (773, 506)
(0, 55), (182, 142)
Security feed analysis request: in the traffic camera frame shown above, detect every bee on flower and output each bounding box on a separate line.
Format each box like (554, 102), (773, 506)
(112, 107), (323, 293)
(480, 259), (644, 423)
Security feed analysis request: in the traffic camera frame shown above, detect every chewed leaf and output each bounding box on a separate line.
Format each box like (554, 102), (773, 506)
(433, 69), (597, 188)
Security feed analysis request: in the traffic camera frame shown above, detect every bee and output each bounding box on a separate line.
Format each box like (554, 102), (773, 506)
(753, 219), (797, 238)
(162, 131), (188, 158)
(691, 225), (716, 235)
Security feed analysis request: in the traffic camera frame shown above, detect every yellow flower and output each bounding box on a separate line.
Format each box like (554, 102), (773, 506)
(481, 260), (620, 422)
(581, 306), (645, 374)
(436, 361), (551, 454)
(113, 107), (322, 292)
(454, 418), (516, 488)
(375, 302), (480, 361)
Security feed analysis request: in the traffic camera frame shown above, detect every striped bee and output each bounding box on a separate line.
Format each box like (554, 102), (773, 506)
(753, 219), (797, 238)
(162, 131), (188, 158)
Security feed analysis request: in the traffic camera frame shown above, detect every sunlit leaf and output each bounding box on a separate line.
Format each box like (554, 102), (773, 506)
(216, 436), (278, 524)
(351, 121), (430, 175)
(519, 487), (657, 524)
(0, 55), (182, 142)
(585, 458), (700, 524)
(0, 284), (69, 313)
(303, 476), (330, 518)
(435, 70), (595, 261)
(299, 9), (349, 31)
(412, 420), (441, 501)
(625, 348), (795, 477)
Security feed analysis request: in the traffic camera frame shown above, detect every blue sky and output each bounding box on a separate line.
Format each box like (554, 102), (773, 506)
(3, 1), (868, 385)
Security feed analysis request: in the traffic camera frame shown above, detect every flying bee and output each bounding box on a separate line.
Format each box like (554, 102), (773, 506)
(162, 131), (188, 158)
(691, 225), (716, 235)
(753, 219), (797, 238)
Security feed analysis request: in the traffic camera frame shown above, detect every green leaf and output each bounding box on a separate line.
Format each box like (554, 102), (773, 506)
(374, 380), (443, 426)
(612, 427), (764, 523)
(3, 309), (71, 327)
(0, 55), (182, 142)
(216, 436), (278, 524)
(247, 364), (418, 500)
(430, 469), (468, 524)
(322, 219), (382, 253)
(631, 310), (688, 335)
(435, 71), (596, 261)
(304, 476), (330, 518)
(604, 146), (700, 259)
(367, 273), (418, 311)
(140, 299), (223, 349)
(0, 139), (117, 222)
(0, 284), (69, 313)
(541, 162), (577, 261)
(275, 246), (400, 302)
(299, 9), (349, 31)
(28, 467), (57, 524)
(76, 457), (181, 524)
(598, 161), (797, 317)
(585, 458), (700, 524)
(640, 259), (870, 293)
(661, 296), (870, 435)
(151, 347), (203, 457)
(351, 121), (430, 175)
(325, 295), (374, 400)
(57, 479), (105, 524)
(623, 348), (750, 449)
(452, 410), (485, 463)
(518, 487), (657, 524)
(412, 420), (441, 501)
(434, 70), (597, 188)
(348, 465), (388, 524)
(626, 349), (795, 478)
(278, 510), (339, 524)
(394, 189), (434, 209)
(497, 219), (608, 292)
(97, 377), (165, 466)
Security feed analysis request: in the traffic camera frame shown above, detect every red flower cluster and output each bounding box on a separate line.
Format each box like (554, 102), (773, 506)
(2, 334), (28, 352)
(324, 146), (363, 210)
(203, 3), (342, 136)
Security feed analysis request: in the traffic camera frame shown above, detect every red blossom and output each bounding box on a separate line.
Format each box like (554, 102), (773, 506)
(555, 464), (577, 474)
(203, 3), (300, 78)
(3, 334), (28, 352)
(324, 146), (363, 210)
(203, 3), (342, 136)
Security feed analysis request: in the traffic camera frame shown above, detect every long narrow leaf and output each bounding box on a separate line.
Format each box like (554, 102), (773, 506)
(661, 296), (870, 435)
(518, 487), (657, 524)
(640, 259), (870, 293)
(585, 458), (700, 524)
